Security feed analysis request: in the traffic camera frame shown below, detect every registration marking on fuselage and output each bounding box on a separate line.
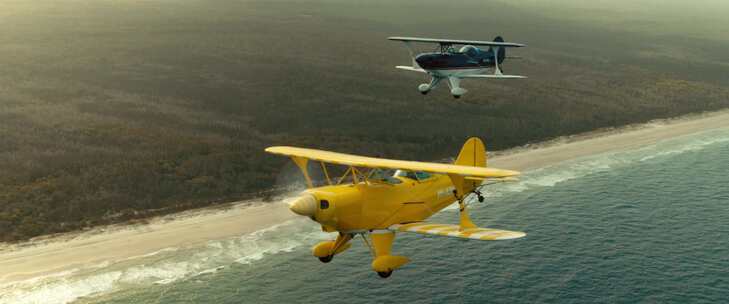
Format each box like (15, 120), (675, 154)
(436, 186), (456, 199)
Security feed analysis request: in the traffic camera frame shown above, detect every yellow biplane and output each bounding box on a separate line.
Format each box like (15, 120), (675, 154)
(265, 137), (525, 278)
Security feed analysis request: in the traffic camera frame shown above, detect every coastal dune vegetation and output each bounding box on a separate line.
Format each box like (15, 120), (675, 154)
(1, 0), (728, 241)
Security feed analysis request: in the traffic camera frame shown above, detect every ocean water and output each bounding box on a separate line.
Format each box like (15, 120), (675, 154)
(3, 127), (729, 304)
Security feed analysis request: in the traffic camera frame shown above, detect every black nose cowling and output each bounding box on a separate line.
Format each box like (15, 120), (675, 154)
(415, 54), (435, 68)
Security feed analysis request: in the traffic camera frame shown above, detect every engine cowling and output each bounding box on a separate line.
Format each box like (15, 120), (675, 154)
(292, 187), (362, 232)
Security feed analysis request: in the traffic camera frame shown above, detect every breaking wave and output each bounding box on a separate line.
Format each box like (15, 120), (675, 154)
(0, 218), (330, 304)
(469, 127), (729, 204)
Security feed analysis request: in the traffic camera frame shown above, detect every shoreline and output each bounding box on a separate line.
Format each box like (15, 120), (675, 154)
(488, 109), (729, 170)
(1, 109), (728, 285)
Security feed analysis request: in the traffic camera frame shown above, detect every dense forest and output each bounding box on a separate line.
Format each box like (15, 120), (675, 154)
(1, 0), (728, 242)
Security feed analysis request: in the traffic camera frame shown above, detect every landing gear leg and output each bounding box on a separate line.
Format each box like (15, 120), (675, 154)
(447, 77), (467, 99)
(369, 230), (410, 279)
(312, 233), (352, 263)
(418, 76), (441, 95)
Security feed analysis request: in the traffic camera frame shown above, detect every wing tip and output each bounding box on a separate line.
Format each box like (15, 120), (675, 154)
(388, 36), (409, 41)
(264, 146), (294, 154)
(494, 232), (526, 240)
(505, 169), (521, 177)
(485, 168), (521, 178)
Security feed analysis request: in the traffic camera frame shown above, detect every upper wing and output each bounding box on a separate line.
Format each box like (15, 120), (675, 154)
(390, 222), (525, 240)
(388, 36), (526, 48)
(265, 146), (519, 179)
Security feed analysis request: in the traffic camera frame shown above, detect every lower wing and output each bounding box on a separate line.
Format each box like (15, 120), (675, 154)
(389, 222), (525, 241)
(460, 74), (526, 79)
(395, 65), (426, 73)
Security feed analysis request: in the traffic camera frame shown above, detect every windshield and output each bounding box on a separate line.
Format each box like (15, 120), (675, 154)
(367, 169), (402, 184)
(394, 170), (432, 181)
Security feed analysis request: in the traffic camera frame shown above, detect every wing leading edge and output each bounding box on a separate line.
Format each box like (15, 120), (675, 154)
(388, 36), (526, 48)
(265, 146), (519, 179)
(395, 65), (426, 73)
(389, 223), (525, 240)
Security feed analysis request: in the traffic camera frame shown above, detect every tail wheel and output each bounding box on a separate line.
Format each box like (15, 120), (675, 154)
(377, 270), (393, 278)
(318, 255), (333, 263)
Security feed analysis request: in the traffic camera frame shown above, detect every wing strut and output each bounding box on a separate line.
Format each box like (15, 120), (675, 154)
(320, 161), (332, 185)
(493, 49), (503, 76)
(291, 156), (313, 188)
(403, 41), (419, 69)
(448, 174), (477, 230)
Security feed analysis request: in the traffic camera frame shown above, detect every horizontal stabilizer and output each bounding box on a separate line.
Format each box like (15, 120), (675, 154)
(395, 65), (426, 73)
(389, 223), (525, 241)
(460, 74), (527, 79)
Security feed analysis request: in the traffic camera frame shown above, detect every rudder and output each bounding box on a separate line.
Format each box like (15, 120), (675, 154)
(451, 138), (488, 230)
(454, 137), (487, 168)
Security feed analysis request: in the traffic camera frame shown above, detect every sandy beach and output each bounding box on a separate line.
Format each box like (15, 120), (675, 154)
(1, 110), (728, 286)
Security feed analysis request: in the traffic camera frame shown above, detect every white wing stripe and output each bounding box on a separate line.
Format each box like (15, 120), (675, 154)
(389, 223), (525, 241)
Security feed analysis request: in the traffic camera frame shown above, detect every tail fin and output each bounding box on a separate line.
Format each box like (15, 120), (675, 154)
(453, 138), (487, 230)
(454, 137), (487, 168)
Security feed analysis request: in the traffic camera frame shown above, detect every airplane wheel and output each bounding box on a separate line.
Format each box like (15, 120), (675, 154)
(452, 95), (461, 99)
(420, 91), (428, 95)
(318, 255), (333, 263)
(377, 270), (393, 278)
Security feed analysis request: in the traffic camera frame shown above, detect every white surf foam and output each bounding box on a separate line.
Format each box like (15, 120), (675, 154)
(0, 271), (123, 304)
(469, 127), (729, 207)
(638, 132), (729, 162)
(0, 218), (330, 304)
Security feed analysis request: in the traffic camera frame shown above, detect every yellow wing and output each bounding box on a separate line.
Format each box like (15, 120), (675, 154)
(389, 223), (525, 241)
(265, 146), (519, 179)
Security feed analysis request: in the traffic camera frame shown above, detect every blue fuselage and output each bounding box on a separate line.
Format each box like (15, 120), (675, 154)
(415, 49), (497, 71)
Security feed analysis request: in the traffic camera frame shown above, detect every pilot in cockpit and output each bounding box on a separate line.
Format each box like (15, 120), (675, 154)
(394, 170), (432, 181)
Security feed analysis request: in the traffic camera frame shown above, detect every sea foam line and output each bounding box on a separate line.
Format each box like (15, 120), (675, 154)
(469, 127), (729, 207)
(0, 219), (330, 304)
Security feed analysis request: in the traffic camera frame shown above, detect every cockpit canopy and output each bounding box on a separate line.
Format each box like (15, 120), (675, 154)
(367, 169), (402, 184)
(367, 169), (433, 184)
(459, 45), (480, 57)
(394, 170), (432, 181)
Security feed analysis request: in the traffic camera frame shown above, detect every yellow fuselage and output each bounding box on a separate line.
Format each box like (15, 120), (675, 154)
(305, 174), (467, 232)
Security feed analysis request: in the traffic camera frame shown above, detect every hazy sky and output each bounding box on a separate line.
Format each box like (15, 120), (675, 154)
(507, 0), (729, 41)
